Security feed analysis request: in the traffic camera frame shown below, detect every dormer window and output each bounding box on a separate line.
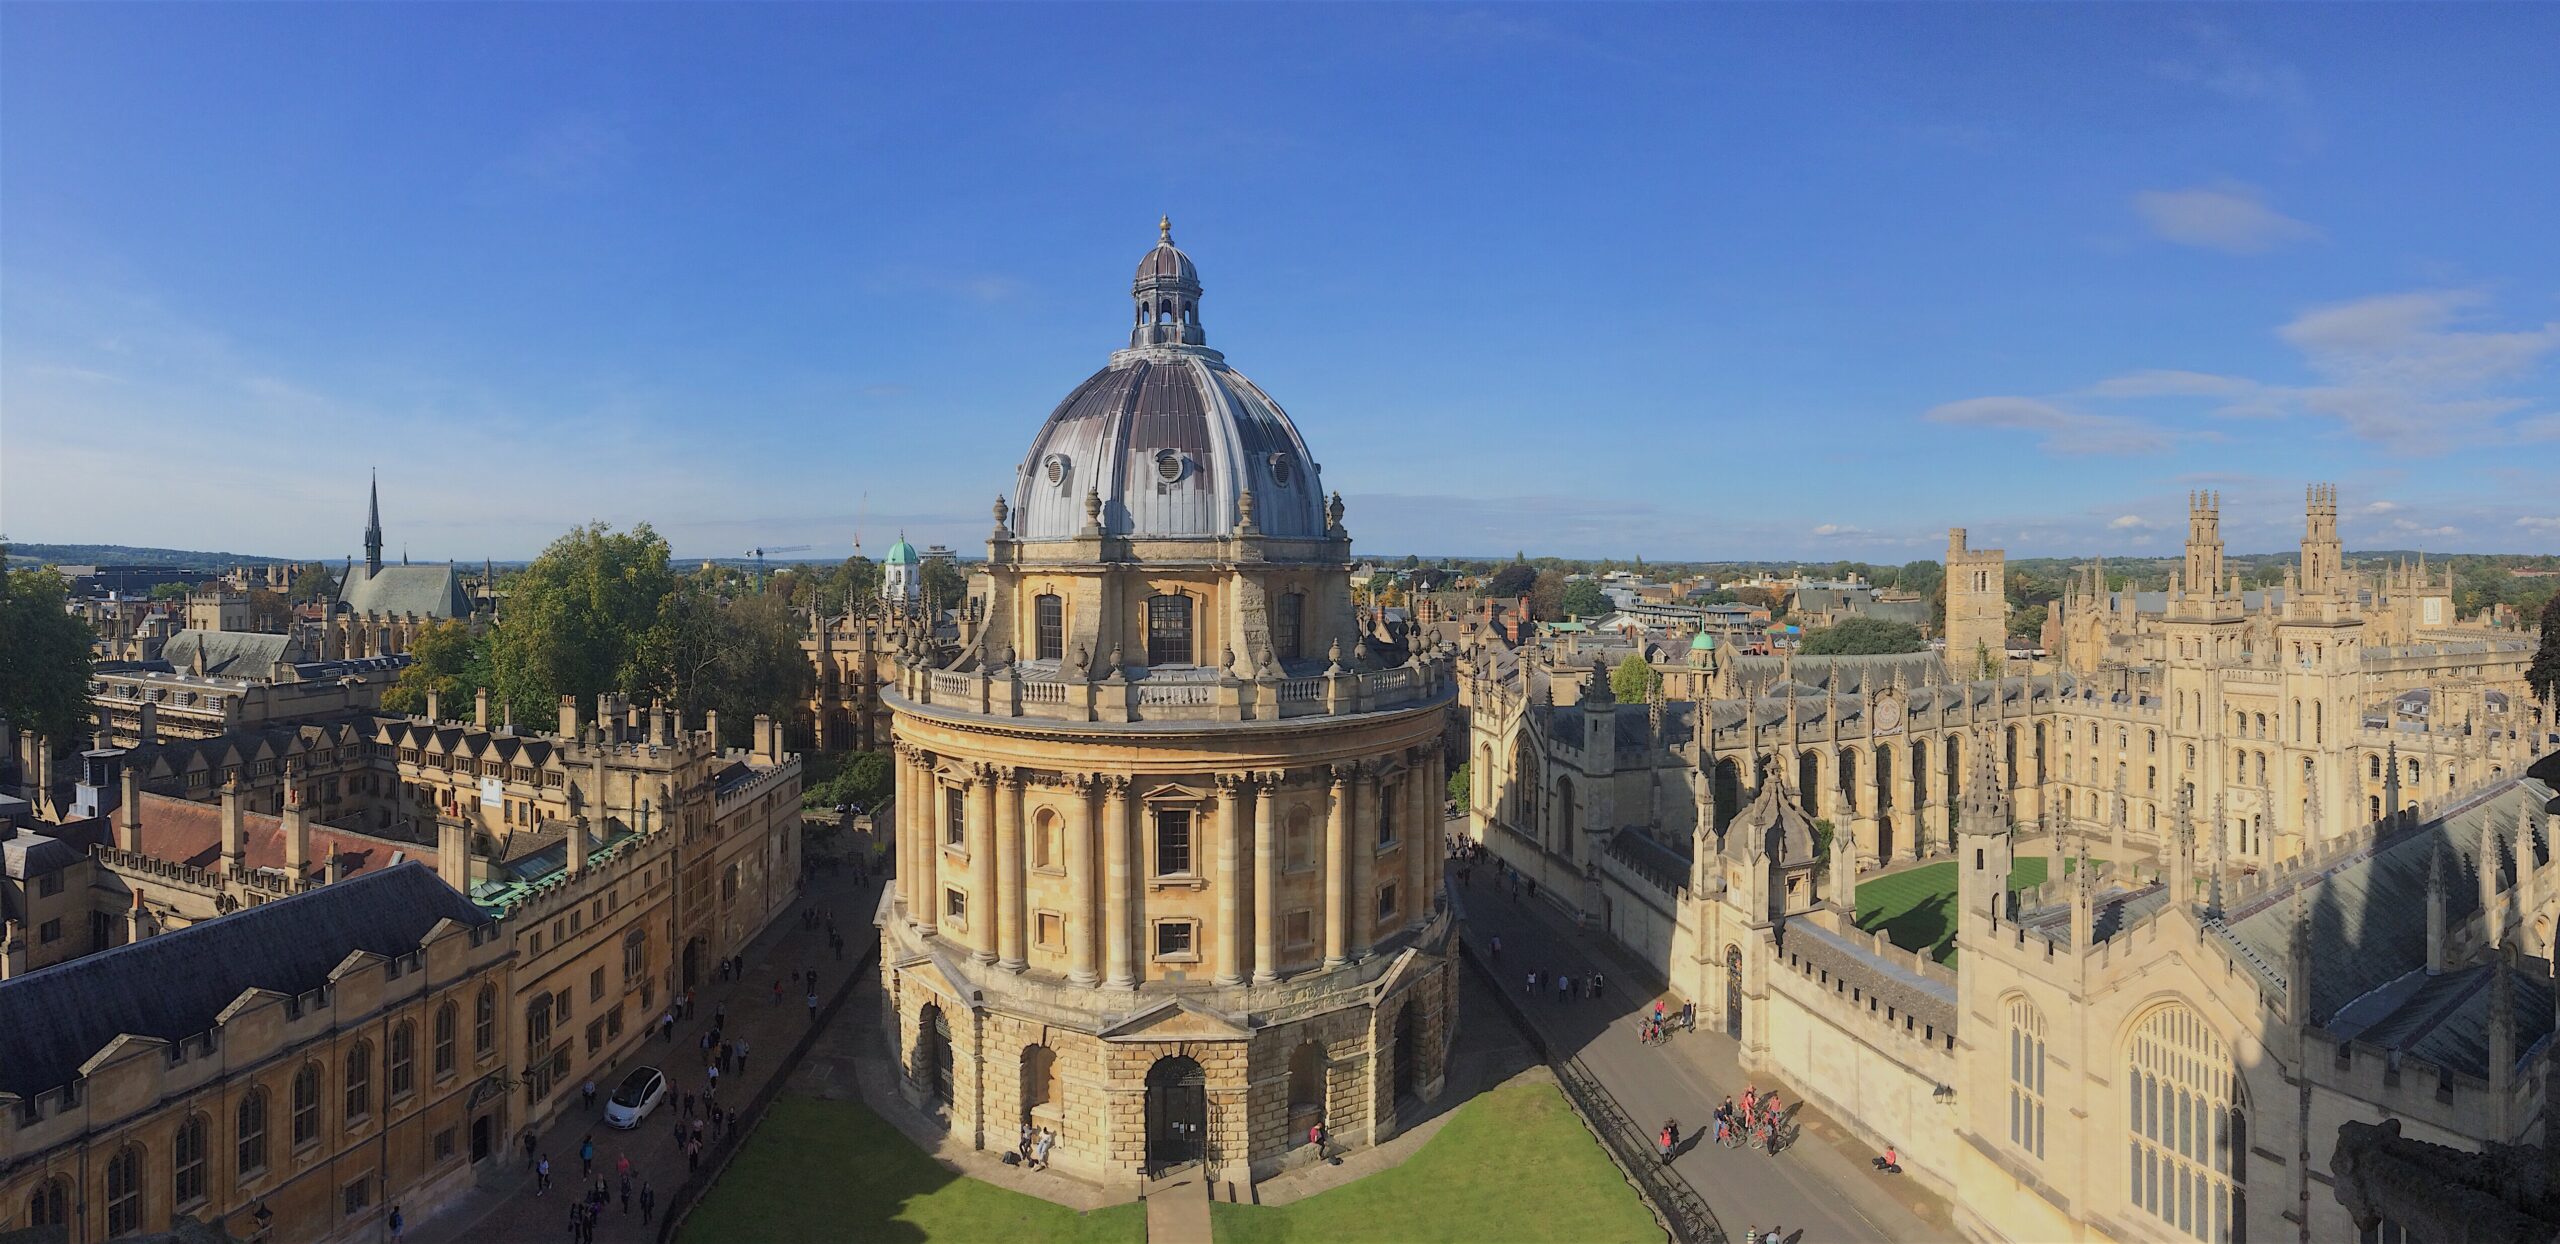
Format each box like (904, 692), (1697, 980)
(1154, 449), (1186, 484)
(1043, 454), (1071, 489)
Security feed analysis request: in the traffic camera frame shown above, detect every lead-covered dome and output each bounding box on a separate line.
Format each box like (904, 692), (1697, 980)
(1011, 222), (1329, 543)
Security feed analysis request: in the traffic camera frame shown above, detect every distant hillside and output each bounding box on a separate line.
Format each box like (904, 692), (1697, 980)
(4, 543), (299, 569)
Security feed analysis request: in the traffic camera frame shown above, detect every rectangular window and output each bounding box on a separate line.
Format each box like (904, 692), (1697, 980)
(586, 1018), (604, 1054)
(1378, 785), (1397, 847)
(1154, 808), (1193, 876)
(945, 788), (967, 849)
(1155, 921), (1196, 960)
(1036, 594), (1065, 662)
(344, 1178), (371, 1216)
(606, 1004), (625, 1039)
(38, 918), (61, 943)
(38, 872), (63, 898)
(434, 1127), (457, 1161)
(1284, 909), (1314, 946)
(1378, 884), (1398, 922)
(1274, 592), (1304, 663)
(590, 967), (605, 1002)
(945, 888), (967, 925)
(1147, 594), (1194, 666)
(1036, 912), (1064, 949)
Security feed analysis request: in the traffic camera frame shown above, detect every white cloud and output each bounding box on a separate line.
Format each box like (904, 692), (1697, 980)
(2389, 518), (2462, 538)
(1811, 523), (1872, 539)
(2134, 184), (2319, 254)
(2087, 370), (2260, 399)
(2107, 514), (2154, 530)
(1923, 396), (2173, 456)
(2361, 501), (2402, 515)
(2518, 516), (2560, 534)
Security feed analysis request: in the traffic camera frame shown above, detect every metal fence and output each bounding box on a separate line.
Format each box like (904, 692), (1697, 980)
(1460, 939), (1727, 1244)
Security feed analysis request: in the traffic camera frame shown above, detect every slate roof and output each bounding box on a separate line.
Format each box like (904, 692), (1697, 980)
(0, 861), (489, 1098)
(1727, 652), (1944, 696)
(2222, 776), (2554, 1076)
(337, 563), (472, 619)
(158, 629), (303, 678)
(3, 828), (84, 880)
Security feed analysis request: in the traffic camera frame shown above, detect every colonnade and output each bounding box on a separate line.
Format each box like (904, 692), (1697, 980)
(888, 740), (1445, 987)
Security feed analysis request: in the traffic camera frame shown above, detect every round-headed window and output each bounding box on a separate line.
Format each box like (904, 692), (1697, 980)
(1043, 453), (1070, 487)
(1269, 452), (1294, 486)
(1155, 449), (1185, 483)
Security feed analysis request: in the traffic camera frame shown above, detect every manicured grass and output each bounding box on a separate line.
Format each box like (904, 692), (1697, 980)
(1853, 857), (2069, 965)
(681, 1095), (1146, 1244)
(1209, 1077), (1658, 1244)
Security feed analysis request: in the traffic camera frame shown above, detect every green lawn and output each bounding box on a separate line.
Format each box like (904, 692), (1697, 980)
(1853, 856), (2069, 965)
(681, 1096), (1146, 1244)
(1209, 1078), (1658, 1244)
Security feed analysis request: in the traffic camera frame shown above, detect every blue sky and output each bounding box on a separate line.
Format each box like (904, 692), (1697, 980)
(5, 4), (2555, 563)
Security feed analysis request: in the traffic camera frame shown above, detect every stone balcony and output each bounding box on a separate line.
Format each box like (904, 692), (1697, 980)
(890, 649), (1456, 728)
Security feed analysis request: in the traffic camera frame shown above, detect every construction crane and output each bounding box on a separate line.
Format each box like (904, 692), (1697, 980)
(745, 544), (811, 591)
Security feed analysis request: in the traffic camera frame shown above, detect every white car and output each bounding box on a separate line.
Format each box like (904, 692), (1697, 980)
(601, 1067), (667, 1130)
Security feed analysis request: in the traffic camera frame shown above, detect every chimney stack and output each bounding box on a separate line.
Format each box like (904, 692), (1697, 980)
(119, 766), (144, 855)
(649, 700), (668, 747)
(705, 709), (720, 749)
(426, 689), (441, 723)
(475, 687), (490, 729)
(567, 815), (590, 876)
(437, 814), (469, 891)
(137, 701), (158, 745)
(559, 695), (579, 739)
(754, 714), (777, 764)
(219, 779), (247, 875)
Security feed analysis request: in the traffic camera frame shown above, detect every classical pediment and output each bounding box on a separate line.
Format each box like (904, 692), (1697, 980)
(1098, 998), (1253, 1042)
(1135, 781), (1214, 804)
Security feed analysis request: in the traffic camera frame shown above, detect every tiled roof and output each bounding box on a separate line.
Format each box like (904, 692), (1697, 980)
(125, 791), (414, 882)
(0, 861), (489, 1098)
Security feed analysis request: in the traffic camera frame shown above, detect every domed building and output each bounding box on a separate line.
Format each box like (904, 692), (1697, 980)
(878, 220), (1458, 1189)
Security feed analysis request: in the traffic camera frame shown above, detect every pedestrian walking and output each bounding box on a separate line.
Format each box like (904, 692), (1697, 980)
(1524, 971), (1536, 995)
(707, 1064), (720, 1096)
(579, 1135), (595, 1178)
(581, 1078), (596, 1111)
(389, 1204), (404, 1244)
(773, 979), (784, 1006)
(807, 988), (819, 1020)
(1489, 935), (1502, 961)
(737, 1037), (750, 1073)
(640, 1181), (656, 1225)
(1557, 973), (1571, 1004)
(524, 1130), (539, 1170)
(620, 1173), (632, 1214)
(1590, 971), (1604, 999)
(537, 1155), (552, 1195)
(1658, 1124), (1675, 1166)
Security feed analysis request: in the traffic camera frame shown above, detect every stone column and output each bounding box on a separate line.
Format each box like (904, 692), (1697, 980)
(1408, 752), (1432, 929)
(914, 751), (940, 937)
(1353, 765), (1380, 959)
(1323, 766), (1351, 969)
(970, 766), (998, 963)
(1214, 775), (1247, 985)
(1068, 777), (1099, 985)
(893, 744), (914, 917)
(1103, 776), (1135, 988)
(997, 769), (1027, 971)
(1252, 772), (1280, 984)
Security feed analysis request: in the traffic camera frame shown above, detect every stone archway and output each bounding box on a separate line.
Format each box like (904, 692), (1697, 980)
(1144, 1055), (1208, 1173)
(916, 1003), (953, 1107)
(1391, 1002), (1418, 1106)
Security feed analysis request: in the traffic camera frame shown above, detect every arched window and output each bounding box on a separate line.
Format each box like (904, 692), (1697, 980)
(2008, 997), (2047, 1160)
(106, 1144), (144, 1235)
(475, 984), (497, 1055)
(390, 1021), (417, 1100)
(2126, 1005), (2244, 1242)
(1799, 751), (1822, 817)
(434, 1001), (459, 1078)
(167, 1116), (211, 1210)
(1554, 776), (1576, 850)
(236, 1087), (269, 1176)
(1146, 594), (1194, 666)
(1033, 807), (1060, 870)
(1034, 594), (1064, 662)
(2368, 754), (2382, 780)
(25, 1177), (69, 1228)
(1288, 1040), (1324, 1114)
(345, 1040), (373, 1121)
(291, 1063), (323, 1147)
(1274, 592), (1305, 663)
(1022, 1044), (1058, 1119)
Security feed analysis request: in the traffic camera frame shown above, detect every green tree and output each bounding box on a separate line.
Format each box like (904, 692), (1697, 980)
(288, 562), (340, 605)
(1559, 580), (1611, 619)
(382, 619), (492, 717)
(1691, 588), (1740, 606)
(1447, 760), (1470, 811)
(919, 557), (967, 609)
(150, 580), (196, 601)
(1486, 559), (1537, 598)
(1799, 616), (1927, 656)
(0, 559), (96, 743)
(1610, 653), (1659, 703)
(701, 590), (815, 747)
(489, 522), (678, 726)
(1526, 569), (1569, 621)
(2530, 591), (2560, 707)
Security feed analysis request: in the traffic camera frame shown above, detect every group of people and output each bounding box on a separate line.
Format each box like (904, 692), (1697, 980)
(1015, 1122), (1058, 1170)
(1636, 996), (1697, 1045)
(1711, 1085), (1786, 1153)
(1518, 967), (1607, 1005)
(562, 1164), (654, 1243)
(1447, 835), (1491, 887)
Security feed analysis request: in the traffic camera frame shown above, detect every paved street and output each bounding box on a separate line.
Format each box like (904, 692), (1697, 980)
(410, 849), (883, 1244)
(1450, 819), (1955, 1244)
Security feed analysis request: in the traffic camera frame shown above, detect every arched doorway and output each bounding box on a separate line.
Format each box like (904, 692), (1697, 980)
(683, 937), (704, 990)
(1391, 1004), (1418, 1105)
(1724, 944), (1744, 1039)
(1878, 815), (1895, 863)
(916, 1004), (953, 1107)
(470, 1113), (492, 1162)
(1144, 1056), (1208, 1173)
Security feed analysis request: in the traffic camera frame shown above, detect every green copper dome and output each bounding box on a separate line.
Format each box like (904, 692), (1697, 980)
(1690, 632), (1717, 651)
(884, 534), (919, 565)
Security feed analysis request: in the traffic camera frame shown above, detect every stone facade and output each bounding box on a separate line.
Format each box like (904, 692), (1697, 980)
(876, 225), (1457, 1191)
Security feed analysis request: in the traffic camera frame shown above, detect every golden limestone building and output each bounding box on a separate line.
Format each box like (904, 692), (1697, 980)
(877, 223), (1458, 1189)
(1466, 486), (2555, 1243)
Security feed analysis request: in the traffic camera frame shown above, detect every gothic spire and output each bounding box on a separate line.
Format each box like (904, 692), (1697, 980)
(363, 470), (384, 576)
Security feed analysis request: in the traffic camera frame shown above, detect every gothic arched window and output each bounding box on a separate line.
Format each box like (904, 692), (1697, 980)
(2125, 1005), (2244, 1242)
(236, 1087), (269, 1176)
(2008, 996), (2047, 1160)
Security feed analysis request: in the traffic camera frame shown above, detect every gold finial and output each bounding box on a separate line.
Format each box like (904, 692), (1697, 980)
(1159, 215), (1172, 243)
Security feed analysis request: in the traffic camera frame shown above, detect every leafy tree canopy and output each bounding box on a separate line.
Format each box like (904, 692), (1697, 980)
(1610, 653), (1659, 703)
(0, 560), (96, 743)
(1486, 562), (1537, 598)
(1799, 615), (1927, 656)
(1526, 569), (1570, 621)
(489, 522), (679, 727)
(2531, 592), (2560, 706)
(382, 619), (493, 717)
(1558, 580), (1611, 619)
(919, 557), (967, 609)
(288, 562), (340, 605)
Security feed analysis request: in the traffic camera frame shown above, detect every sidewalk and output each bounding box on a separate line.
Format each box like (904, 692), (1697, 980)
(411, 851), (884, 1244)
(1453, 820), (1954, 1243)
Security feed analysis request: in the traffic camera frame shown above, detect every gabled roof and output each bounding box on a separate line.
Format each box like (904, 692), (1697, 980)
(0, 861), (489, 1098)
(338, 563), (472, 619)
(160, 629), (302, 677)
(123, 791), (407, 882)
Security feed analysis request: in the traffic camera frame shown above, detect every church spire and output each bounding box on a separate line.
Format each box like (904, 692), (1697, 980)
(364, 470), (385, 576)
